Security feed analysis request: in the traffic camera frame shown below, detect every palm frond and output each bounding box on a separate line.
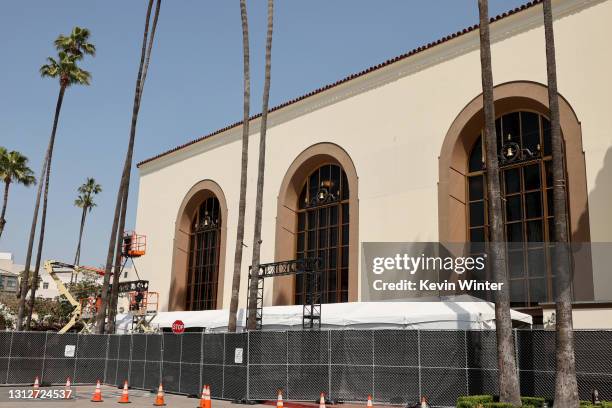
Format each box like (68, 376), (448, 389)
(0, 149), (36, 186)
(75, 177), (102, 209)
(54, 26), (96, 58)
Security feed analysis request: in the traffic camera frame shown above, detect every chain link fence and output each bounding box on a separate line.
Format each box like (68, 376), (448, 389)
(0, 329), (610, 406)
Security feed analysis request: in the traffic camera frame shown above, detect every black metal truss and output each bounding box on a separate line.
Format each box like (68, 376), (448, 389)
(247, 258), (322, 330)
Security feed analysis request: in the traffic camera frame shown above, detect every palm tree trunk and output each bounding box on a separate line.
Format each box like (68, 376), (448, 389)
(247, 0), (274, 330)
(0, 181), (10, 239)
(107, 192), (127, 333)
(108, 0), (161, 334)
(16, 85), (65, 331)
(96, 0), (160, 334)
(477, 0), (521, 404)
(228, 0), (251, 333)
(26, 156), (53, 328)
(74, 206), (87, 266)
(542, 1), (579, 406)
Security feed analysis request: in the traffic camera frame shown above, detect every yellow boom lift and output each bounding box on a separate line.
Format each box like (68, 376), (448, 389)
(46, 231), (157, 333)
(44, 260), (106, 334)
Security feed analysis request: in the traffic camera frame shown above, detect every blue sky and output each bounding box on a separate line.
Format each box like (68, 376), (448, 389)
(0, 0), (529, 266)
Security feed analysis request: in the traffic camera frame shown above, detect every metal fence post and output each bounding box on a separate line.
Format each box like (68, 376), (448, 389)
(221, 332), (226, 398)
(160, 334), (164, 387)
(327, 330), (331, 399)
(103, 334), (110, 385)
(178, 332), (183, 393)
(417, 329), (422, 398)
(115, 335), (120, 384)
(142, 334), (148, 390)
(200, 330), (204, 393)
(371, 330), (375, 399)
(246, 330), (250, 401)
(5, 331), (14, 384)
(286, 330), (289, 399)
(73, 333), (80, 383)
(128, 334), (133, 386)
(464, 330), (469, 396)
(41, 331), (49, 384)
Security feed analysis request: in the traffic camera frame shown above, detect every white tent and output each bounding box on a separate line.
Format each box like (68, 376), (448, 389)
(115, 299), (532, 333)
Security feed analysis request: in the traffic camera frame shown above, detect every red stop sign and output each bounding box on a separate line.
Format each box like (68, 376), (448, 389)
(172, 320), (185, 334)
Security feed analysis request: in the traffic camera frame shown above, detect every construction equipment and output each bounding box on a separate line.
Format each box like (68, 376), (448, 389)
(128, 289), (159, 333)
(44, 260), (106, 334)
(44, 231), (157, 333)
(122, 231), (146, 258)
(115, 231), (158, 332)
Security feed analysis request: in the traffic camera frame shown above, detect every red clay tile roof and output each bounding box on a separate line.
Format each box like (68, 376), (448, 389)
(137, 0), (542, 168)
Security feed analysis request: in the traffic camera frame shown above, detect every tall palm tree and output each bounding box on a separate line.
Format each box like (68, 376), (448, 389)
(228, 0), (251, 333)
(477, 0), (521, 404)
(54, 26), (96, 59)
(96, 0), (161, 334)
(542, 1), (579, 405)
(0, 148), (36, 239)
(73, 177), (102, 266)
(247, 0), (274, 330)
(16, 45), (92, 330)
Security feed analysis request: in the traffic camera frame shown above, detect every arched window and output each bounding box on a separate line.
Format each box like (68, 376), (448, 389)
(467, 111), (568, 306)
(186, 196), (221, 310)
(295, 164), (350, 304)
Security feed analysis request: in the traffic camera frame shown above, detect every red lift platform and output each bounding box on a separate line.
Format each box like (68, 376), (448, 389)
(122, 231), (146, 258)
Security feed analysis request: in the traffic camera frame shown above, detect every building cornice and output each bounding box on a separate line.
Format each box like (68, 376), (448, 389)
(138, 0), (605, 175)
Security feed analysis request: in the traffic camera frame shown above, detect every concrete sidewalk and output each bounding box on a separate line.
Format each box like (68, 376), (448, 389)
(0, 385), (262, 408)
(0, 385), (401, 408)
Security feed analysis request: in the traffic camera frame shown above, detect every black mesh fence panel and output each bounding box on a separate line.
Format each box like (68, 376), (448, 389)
(42, 332), (78, 384)
(202, 333), (224, 398)
(162, 333), (181, 393)
(0, 332), (11, 384)
(104, 335), (120, 385)
(1, 329), (612, 406)
(223, 333), (247, 400)
(179, 333), (202, 396)
(7, 331), (46, 384)
(574, 331), (612, 399)
(75, 334), (107, 384)
(143, 334), (163, 391)
(288, 330), (330, 401)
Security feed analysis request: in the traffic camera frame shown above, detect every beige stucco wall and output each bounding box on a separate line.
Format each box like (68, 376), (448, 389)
(543, 307), (612, 329)
(136, 0), (612, 311)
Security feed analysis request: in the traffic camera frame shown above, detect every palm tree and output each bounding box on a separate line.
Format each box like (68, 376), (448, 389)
(16, 43), (93, 330)
(542, 1), (579, 405)
(247, 0), (274, 330)
(96, 0), (161, 334)
(73, 178), (102, 266)
(0, 148), (36, 239)
(477, 0), (521, 404)
(228, 0), (251, 333)
(54, 26), (96, 59)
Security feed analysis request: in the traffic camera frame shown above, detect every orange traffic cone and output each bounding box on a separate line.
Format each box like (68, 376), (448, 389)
(198, 386), (206, 408)
(319, 393), (326, 408)
(91, 380), (103, 402)
(367, 395), (373, 407)
(205, 385), (212, 408)
(33, 376), (40, 389)
(276, 390), (284, 408)
(64, 377), (72, 399)
(198, 385), (211, 408)
(153, 383), (166, 406)
(118, 380), (131, 404)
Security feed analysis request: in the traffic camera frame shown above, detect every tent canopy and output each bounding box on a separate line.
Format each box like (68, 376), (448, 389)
(116, 299), (532, 333)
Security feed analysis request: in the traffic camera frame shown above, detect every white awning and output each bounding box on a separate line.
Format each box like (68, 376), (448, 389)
(115, 299), (532, 333)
